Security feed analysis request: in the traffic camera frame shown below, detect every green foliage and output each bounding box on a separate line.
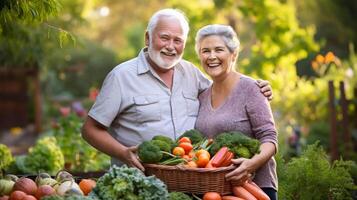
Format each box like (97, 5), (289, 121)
(278, 143), (356, 200)
(0, 144), (13, 172)
(16, 136), (64, 175)
(306, 121), (330, 150)
(41, 39), (118, 98)
(46, 114), (110, 172)
(0, 0), (60, 30)
(90, 165), (169, 200)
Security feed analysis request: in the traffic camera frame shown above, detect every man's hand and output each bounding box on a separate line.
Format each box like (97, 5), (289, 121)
(123, 146), (145, 171)
(256, 79), (273, 101)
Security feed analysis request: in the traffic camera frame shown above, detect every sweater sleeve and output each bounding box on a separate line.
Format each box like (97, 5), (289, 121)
(245, 82), (278, 152)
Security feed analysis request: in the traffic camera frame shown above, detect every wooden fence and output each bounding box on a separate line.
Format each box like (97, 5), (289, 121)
(0, 67), (42, 133)
(328, 80), (356, 160)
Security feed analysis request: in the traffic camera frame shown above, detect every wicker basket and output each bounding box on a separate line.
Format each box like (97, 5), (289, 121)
(144, 164), (239, 195)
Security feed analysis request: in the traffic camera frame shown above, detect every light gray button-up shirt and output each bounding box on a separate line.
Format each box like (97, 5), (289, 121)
(88, 48), (211, 165)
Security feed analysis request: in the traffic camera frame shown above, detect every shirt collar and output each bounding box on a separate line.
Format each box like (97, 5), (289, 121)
(137, 47), (184, 75)
(137, 48), (151, 75)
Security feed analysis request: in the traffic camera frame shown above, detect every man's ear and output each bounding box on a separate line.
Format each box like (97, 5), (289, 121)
(145, 32), (149, 46)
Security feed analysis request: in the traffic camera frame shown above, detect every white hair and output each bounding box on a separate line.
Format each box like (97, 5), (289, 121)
(147, 8), (189, 39)
(195, 24), (240, 55)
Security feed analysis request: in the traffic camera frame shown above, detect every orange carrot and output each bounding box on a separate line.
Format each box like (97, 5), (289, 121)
(233, 186), (257, 200)
(211, 147), (229, 167)
(205, 160), (216, 168)
(220, 151), (234, 167)
(222, 195), (245, 200)
(242, 182), (270, 200)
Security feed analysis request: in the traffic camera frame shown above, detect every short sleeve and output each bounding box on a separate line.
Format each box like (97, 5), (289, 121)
(88, 71), (122, 127)
(192, 64), (211, 94)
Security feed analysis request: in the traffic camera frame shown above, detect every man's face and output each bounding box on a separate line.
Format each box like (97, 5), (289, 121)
(147, 17), (186, 70)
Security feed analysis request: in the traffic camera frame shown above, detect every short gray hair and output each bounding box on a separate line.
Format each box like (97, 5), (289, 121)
(195, 24), (240, 55)
(147, 8), (189, 39)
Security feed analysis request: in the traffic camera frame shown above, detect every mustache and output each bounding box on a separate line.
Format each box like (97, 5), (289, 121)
(161, 48), (177, 55)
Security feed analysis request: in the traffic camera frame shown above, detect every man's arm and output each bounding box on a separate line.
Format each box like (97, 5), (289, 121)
(81, 116), (145, 171)
(256, 79), (273, 101)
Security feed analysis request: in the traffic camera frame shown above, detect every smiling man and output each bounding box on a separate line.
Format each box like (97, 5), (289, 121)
(81, 9), (272, 170)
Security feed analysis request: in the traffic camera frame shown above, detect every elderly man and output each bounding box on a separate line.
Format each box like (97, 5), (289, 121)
(81, 8), (272, 171)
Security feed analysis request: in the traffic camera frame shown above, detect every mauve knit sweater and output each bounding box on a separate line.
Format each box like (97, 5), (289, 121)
(195, 75), (278, 190)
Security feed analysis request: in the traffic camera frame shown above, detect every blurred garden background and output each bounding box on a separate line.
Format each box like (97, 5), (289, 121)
(0, 0), (356, 199)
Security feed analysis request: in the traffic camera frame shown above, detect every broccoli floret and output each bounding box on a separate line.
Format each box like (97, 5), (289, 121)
(151, 140), (171, 161)
(178, 129), (204, 144)
(138, 141), (163, 164)
(152, 135), (175, 148)
(210, 131), (261, 158)
(247, 139), (261, 154)
(232, 146), (252, 158)
(169, 192), (192, 200)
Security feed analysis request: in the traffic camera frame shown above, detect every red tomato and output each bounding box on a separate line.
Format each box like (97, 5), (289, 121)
(182, 155), (191, 161)
(203, 192), (222, 200)
(178, 137), (191, 144)
(196, 154), (210, 168)
(172, 147), (185, 156)
(196, 149), (211, 159)
(10, 191), (26, 200)
(185, 161), (198, 168)
(178, 142), (193, 154)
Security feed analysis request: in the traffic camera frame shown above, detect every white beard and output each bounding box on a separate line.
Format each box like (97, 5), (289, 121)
(148, 44), (182, 70)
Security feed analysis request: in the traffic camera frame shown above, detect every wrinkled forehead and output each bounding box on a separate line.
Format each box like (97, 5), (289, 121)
(153, 17), (186, 39)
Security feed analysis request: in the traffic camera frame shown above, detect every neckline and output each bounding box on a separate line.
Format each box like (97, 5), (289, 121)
(208, 75), (243, 112)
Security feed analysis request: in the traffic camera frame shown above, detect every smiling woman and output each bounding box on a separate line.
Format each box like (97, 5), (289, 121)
(194, 24), (278, 200)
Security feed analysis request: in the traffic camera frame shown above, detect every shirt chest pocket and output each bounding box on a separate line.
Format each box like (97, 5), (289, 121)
(133, 95), (161, 123)
(183, 92), (199, 117)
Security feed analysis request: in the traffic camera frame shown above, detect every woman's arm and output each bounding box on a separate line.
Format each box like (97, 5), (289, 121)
(226, 80), (277, 183)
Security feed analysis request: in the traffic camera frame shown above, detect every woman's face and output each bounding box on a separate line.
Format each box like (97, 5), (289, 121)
(198, 35), (237, 80)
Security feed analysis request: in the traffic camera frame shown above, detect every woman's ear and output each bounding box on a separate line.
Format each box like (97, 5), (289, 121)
(145, 32), (150, 46)
(232, 50), (239, 63)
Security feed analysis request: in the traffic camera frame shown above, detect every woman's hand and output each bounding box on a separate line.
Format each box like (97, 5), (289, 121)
(122, 146), (145, 171)
(225, 158), (255, 185)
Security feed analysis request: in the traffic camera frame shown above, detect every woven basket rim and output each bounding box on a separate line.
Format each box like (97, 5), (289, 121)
(143, 163), (236, 172)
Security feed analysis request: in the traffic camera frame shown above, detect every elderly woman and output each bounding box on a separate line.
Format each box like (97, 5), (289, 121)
(194, 24), (278, 200)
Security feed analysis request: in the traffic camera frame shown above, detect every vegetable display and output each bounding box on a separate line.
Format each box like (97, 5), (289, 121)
(89, 165), (168, 200)
(0, 144), (13, 172)
(15, 136), (64, 175)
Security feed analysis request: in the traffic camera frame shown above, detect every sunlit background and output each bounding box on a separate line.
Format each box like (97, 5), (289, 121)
(0, 0), (356, 198)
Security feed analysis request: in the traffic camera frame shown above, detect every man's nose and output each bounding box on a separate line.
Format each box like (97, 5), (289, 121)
(165, 40), (174, 50)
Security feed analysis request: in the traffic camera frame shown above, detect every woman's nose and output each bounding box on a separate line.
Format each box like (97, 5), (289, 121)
(208, 51), (217, 59)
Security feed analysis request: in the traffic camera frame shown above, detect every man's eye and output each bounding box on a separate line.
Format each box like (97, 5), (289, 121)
(174, 39), (182, 44)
